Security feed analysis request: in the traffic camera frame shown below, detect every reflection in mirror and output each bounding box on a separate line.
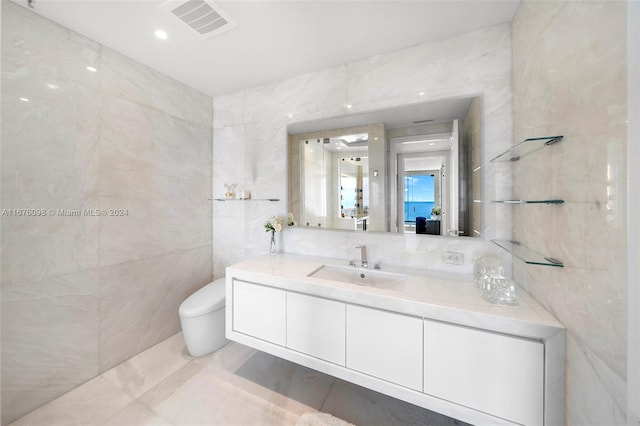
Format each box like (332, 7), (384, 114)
(288, 96), (481, 237)
(339, 155), (369, 227)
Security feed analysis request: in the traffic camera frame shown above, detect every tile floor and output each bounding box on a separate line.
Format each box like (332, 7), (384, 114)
(9, 333), (465, 426)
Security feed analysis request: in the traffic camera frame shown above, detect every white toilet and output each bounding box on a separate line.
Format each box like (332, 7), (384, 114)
(179, 278), (228, 357)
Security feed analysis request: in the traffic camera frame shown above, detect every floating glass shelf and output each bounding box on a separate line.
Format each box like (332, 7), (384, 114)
(214, 198), (280, 201)
(491, 239), (564, 267)
(492, 199), (565, 204)
(491, 135), (564, 162)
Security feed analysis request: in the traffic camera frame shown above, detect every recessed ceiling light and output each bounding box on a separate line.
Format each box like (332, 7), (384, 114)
(418, 92), (425, 96)
(346, 104), (352, 109)
(19, 97), (30, 102)
(86, 66), (97, 72)
(46, 83), (58, 89)
(155, 29), (168, 40)
(428, 142), (435, 146)
(401, 139), (444, 145)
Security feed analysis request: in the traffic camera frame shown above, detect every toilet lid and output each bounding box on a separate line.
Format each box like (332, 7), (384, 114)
(179, 278), (226, 317)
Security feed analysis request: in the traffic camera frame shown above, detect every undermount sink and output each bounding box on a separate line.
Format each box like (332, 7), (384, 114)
(308, 264), (407, 291)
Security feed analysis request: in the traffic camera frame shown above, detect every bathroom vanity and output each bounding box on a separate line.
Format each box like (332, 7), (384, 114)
(225, 254), (565, 426)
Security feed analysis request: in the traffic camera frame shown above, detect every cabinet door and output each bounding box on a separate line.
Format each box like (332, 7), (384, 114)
(232, 280), (286, 346)
(346, 304), (423, 391)
(287, 292), (345, 365)
(424, 320), (544, 426)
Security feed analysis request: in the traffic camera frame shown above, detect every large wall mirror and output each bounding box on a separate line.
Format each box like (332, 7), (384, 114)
(287, 96), (482, 237)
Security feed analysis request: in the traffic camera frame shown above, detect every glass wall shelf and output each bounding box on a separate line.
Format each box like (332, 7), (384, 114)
(491, 239), (564, 267)
(491, 135), (564, 162)
(492, 199), (564, 204)
(214, 198), (280, 201)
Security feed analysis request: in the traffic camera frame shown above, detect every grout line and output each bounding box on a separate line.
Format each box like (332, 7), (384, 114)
(319, 380), (337, 412)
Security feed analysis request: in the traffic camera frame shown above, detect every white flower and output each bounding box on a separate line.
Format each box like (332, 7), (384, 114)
(264, 215), (284, 233)
(287, 212), (296, 226)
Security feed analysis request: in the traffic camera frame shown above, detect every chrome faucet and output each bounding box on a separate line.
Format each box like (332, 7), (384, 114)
(355, 245), (368, 268)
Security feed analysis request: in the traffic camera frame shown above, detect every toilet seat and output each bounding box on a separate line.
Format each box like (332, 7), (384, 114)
(179, 278), (225, 318)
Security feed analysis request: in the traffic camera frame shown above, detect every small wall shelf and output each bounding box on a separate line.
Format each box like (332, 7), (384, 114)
(491, 239), (564, 267)
(214, 198), (280, 202)
(492, 199), (565, 204)
(491, 135), (564, 162)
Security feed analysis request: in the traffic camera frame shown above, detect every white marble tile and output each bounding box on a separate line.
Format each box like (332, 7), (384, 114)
(550, 201), (626, 271)
(212, 209), (247, 277)
(512, 2), (628, 423)
(98, 195), (211, 267)
(99, 246), (212, 371)
(551, 133), (626, 208)
(103, 333), (192, 399)
(231, 350), (335, 412)
(1, 270), (101, 424)
(511, 1), (565, 70)
(212, 125), (246, 198)
(213, 91), (245, 128)
(99, 94), (212, 186)
(1, 61), (101, 283)
(8, 376), (132, 426)
(192, 338), (258, 373)
(140, 356), (301, 426)
(243, 66), (347, 125)
(565, 334), (626, 426)
(346, 24), (511, 111)
(243, 123), (287, 198)
(100, 47), (212, 127)
(1, 2), (101, 90)
(321, 379), (467, 426)
(97, 94), (212, 266)
(516, 264), (626, 380)
(139, 344), (368, 426)
(1, 266), (99, 302)
(99, 401), (174, 426)
(513, 1), (626, 139)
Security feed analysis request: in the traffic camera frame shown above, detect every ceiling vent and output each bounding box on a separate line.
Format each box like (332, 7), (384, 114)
(161, 0), (237, 39)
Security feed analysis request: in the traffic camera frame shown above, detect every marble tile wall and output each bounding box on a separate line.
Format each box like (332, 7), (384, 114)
(212, 23), (514, 277)
(0, 2), (213, 424)
(511, 1), (628, 424)
(627, 2), (640, 423)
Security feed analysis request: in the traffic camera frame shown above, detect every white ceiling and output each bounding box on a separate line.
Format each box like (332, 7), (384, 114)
(13, 0), (520, 97)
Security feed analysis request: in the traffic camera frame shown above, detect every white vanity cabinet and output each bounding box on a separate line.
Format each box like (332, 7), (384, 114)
(424, 320), (544, 426)
(226, 256), (565, 426)
(346, 305), (423, 391)
(287, 292), (345, 365)
(232, 280), (286, 346)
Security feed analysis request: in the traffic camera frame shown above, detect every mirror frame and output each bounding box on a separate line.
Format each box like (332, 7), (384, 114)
(287, 96), (482, 238)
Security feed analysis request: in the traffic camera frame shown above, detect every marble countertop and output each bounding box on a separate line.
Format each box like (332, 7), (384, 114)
(226, 254), (565, 340)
